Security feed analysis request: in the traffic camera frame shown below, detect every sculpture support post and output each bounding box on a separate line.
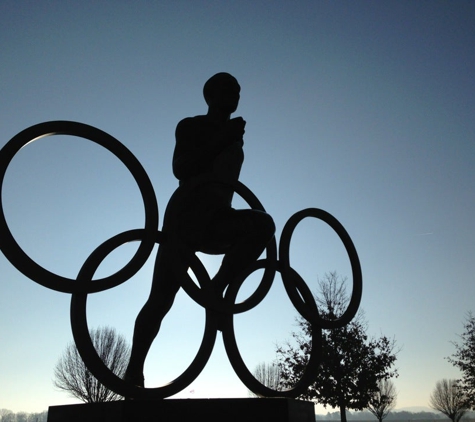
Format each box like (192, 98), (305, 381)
(48, 398), (316, 422)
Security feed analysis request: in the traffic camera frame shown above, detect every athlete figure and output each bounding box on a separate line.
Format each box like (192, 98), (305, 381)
(125, 73), (275, 387)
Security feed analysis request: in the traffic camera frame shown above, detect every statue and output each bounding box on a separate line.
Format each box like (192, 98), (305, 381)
(124, 73), (276, 387)
(0, 73), (362, 401)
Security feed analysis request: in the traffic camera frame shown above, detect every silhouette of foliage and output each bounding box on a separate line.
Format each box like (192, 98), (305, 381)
(367, 379), (397, 422)
(53, 326), (130, 403)
(276, 272), (398, 422)
(429, 379), (468, 422)
(447, 312), (475, 409)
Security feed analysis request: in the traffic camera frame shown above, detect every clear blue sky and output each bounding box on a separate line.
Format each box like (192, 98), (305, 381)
(1, 0), (474, 414)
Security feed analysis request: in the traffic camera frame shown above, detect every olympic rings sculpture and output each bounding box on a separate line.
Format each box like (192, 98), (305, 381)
(0, 121), (362, 399)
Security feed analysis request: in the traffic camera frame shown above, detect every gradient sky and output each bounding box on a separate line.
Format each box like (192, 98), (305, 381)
(1, 0), (474, 414)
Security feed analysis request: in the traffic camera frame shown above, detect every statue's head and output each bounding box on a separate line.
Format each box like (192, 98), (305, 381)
(203, 72), (240, 114)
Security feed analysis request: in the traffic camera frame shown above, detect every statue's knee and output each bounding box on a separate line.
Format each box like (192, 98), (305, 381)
(254, 211), (275, 241)
(265, 213), (276, 237)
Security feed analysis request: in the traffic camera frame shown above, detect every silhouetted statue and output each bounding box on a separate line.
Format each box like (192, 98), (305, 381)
(125, 73), (276, 387)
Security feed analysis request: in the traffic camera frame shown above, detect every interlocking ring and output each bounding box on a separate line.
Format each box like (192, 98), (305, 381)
(0, 121), (158, 293)
(221, 260), (323, 398)
(1, 121), (363, 399)
(70, 229), (219, 399)
(279, 208), (363, 329)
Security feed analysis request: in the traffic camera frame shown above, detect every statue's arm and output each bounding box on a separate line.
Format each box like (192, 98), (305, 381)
(173, 118), (208, 181)
(213, 140), (244, 181)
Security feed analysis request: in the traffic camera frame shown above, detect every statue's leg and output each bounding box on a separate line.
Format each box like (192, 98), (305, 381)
(125, 243), (184, 386)
(211, 209), (275, 294)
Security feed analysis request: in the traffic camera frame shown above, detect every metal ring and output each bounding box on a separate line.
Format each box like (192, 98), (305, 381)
(0, 121), (159, 293)
(70, 228), (218, 399)
(222, 262), (323, 398)
(279, 208), (362, 329)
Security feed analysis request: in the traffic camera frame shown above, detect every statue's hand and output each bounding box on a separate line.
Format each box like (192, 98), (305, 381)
(226, 117), (246, 142)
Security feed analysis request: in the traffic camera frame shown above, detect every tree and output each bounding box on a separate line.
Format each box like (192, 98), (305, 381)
(15, 412), (28, 422)
(447, 312), (475, 408)
(0, 410), (48, 422)
(276, 272), (398, 422)
(367, 379), (397, 422)
(0, 409), (15, 422)
(429, 379), (468, 422)
(53, 326), (130, 403)
(249, 362), (283, 396)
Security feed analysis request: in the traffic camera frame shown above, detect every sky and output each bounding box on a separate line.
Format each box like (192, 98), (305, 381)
(1, 0), (474, 415)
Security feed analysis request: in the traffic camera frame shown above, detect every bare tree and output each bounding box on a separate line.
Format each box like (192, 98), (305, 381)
(15, 412), (28, 422)
(0, 409), (15, 422)
(429, 379), (468, 422)
(249, 362), (283, 396)
(0, 410), (48, 422)
(367, 379), (397, 422)
(53, 326), (130, 403)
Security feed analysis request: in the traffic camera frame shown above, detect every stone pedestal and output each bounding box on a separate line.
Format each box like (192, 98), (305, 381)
(48, 398), (315, 422)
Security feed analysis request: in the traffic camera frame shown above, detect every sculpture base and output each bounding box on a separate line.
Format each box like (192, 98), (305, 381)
(47, 398), (315, 422)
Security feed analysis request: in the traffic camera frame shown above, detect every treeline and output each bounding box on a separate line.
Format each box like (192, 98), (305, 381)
(0, 410), (48, 422)
(315, 410), (475, 421)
